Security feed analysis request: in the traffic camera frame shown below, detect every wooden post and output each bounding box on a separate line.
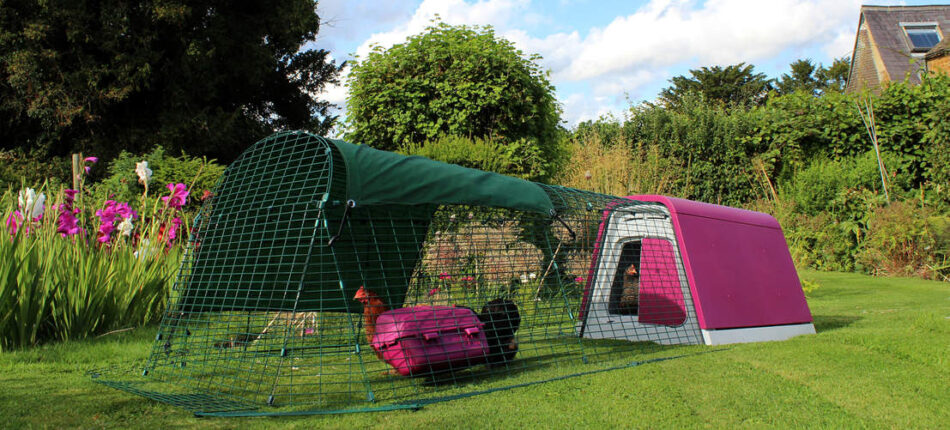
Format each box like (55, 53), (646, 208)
(71, 153), (80, 190)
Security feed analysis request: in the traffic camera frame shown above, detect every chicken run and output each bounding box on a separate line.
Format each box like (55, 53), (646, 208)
(94, 131), (815, 416)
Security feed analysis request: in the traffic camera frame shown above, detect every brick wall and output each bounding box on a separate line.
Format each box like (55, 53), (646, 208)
(927, 55), (950, 76)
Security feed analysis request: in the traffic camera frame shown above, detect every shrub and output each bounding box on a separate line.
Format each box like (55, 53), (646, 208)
(345, 21), (562, 180)
(95, 146), (225, 208)
(858, 201), (950, 280)
(0, 148), (70, 191)
(626, 95), (762, 205)
(399, 135), (556, 181)
(780, 150), (910, 216)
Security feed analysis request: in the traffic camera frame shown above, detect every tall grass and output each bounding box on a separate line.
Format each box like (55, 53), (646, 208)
(557, 131), (689, 197)
(0, 186), (184, 350)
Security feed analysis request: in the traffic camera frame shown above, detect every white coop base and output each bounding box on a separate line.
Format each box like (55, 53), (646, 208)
(700, 323), (816, 345)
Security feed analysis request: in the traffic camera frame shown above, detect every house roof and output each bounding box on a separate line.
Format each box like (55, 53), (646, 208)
(926, 37), (950, 59)
(851, 5), (950, 85)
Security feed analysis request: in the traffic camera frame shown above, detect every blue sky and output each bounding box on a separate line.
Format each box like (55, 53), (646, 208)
(312, 0), (950, 130)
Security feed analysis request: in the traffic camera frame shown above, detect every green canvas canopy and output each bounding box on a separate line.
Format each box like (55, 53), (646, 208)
(331, 138), (554, 214)
(178, 131), (555, 314)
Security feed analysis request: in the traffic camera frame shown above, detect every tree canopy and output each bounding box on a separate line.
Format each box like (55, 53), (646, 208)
(658, 63), (773, 109)
(0, 0), (341, 162)
(344, 21), (562, 175)
(776, 57), (851, 96)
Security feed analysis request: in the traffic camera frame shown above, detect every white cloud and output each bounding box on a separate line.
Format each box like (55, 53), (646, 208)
(562, 93), (617, 125)
(517, 0), (863, 84)
(822, 27), (858, 60)
(353, 0), (530, 60)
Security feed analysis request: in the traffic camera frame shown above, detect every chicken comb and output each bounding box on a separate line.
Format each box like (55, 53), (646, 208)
(353, 285), (368, 301)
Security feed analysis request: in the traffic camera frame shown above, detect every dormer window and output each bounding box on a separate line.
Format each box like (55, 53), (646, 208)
(903, 23), (941, 53)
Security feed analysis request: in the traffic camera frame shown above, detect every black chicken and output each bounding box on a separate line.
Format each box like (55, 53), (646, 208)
(478, 298), (521, 367)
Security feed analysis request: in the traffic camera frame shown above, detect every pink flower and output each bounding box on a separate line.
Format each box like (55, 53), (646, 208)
(575, 276), (585, 283)
(461, 276), (475, 282)
(83, 157), (97, 174)
(166, 217), (183, 242)
(95, 200), (137, 243)
(6, 211), (22, 235)
(114, 202), (136, 220)
(438, 272), (451, 280)
(162, 183), (189, 210)
(55, 189), (82, 237)
(427, 287), (440, 297)
(95, 201), (118, 243)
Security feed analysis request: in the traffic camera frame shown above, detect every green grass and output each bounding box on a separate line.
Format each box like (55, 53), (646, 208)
(1, 270), (948, 428)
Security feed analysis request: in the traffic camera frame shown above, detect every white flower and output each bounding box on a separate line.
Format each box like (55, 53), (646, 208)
(117, 217), (134, 236)
(17, 188), (46, 219)
(135, 161), (153, 185)
(134, 239), (154, 259)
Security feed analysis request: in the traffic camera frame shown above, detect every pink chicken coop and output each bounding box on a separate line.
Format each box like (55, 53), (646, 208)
(578, 195), (816, 345)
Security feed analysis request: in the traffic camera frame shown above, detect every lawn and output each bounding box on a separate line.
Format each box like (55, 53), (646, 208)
(1, 270), (947, 428)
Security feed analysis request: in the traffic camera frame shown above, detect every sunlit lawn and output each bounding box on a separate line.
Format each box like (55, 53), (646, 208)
(1, 270), (948, 428)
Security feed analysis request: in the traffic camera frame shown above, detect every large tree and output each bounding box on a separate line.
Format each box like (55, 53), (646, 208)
(344, 21), (562, 173)
(0, 0), (341, 162)
(659, 63), (773, 109)
(776, 57), (850, 96)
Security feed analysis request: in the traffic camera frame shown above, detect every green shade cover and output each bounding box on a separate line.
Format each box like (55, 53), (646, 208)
(331, 138), (554, 215)
(180, 131), (555, 313)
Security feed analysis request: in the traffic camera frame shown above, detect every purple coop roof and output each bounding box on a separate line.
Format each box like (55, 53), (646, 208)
(629, 195), (813, 330)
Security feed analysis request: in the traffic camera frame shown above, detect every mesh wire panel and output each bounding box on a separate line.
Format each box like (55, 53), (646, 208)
(95, 133), (706, 415)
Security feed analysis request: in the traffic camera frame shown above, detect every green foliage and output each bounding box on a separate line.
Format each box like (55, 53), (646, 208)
(816, 57), (851, 93)
(626, 95), (763, 206)
(95, 146), (225, 207)
(799, 278), (821, 296)
(746, 74), (950, 190)
(0, 147), (70, 191)
(743, 90), (866, 178)
(858, 201), (950, 280)
(922, 85), (950, 207)
(399, 135), (552, 180)
(775, 57), (851, 96)
(776, 59), (823, 96)
(869, 76), (950, 184)
(658, 63), (773, 109)
(345, 21), (562, 180)
(779, 151), (906, 216)
(0, 0), (341, 163)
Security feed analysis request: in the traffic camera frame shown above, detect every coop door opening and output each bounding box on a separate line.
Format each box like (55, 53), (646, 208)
(607, 238), (686, 326)
(608, 241), (641, 316)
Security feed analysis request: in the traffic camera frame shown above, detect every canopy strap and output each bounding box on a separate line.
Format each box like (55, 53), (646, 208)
(550, 210), (576, 242)
(328, 200), (356, 247)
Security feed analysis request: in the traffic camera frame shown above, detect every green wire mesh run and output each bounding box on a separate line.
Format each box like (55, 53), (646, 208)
(94, 132), (706, 415)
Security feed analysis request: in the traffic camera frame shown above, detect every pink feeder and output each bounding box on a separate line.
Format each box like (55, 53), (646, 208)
(577, 195), (815, 345)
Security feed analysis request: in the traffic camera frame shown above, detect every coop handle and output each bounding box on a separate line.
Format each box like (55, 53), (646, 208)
(464, 327), (480, 336)
(423, 332), (440, 341)
(327, 200), (356, 247)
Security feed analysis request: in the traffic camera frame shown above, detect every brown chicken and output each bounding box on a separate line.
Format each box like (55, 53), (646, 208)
(353, 286), (389, 349)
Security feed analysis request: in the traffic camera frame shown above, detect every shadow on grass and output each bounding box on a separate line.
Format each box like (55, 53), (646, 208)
(812, 315), (860, 333)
